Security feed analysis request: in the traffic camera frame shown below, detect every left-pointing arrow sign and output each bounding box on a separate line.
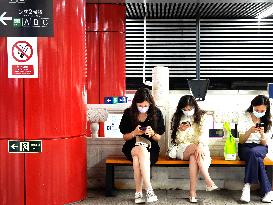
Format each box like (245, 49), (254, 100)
(0, 12), (12, 25)
(11, 144), (18, 149)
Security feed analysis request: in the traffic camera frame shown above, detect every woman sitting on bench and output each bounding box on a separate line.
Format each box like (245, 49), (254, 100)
(170, 95), (218, 203)
(119, 87), (165, 204)
(238, 95), (273, 203)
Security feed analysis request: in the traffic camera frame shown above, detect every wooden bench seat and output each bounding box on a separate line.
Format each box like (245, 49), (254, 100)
(105, 156), (273, 196)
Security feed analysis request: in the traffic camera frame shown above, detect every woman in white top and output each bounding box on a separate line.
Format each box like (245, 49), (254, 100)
(238, 95), (272, 203)
(170, 95), (218, 203)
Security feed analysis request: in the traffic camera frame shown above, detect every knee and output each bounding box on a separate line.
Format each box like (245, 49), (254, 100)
(131, 146), (140, 156)
(189, 155), (197, 163)
(248, 149), (258, 157)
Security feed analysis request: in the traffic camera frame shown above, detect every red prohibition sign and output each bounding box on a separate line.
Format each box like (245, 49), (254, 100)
(12, 41), (33, 62)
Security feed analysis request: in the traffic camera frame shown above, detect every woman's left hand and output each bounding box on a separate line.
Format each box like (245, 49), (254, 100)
(258, 126), (265, 134)
(195, 144), (205, 161)
(145, 126), (155, 138)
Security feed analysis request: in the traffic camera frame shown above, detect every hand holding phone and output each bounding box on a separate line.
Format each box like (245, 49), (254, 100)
(256, 122), (264, 128)
(139, 126), (147, 131)
(178, 121), (191, 131)
(254, 122), (265, 135)
(181, 121), (191, 126)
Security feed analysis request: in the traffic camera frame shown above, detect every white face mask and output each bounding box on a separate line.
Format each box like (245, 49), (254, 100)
(253, 109), (266, 118)
(182, 108), (195, 117)
(138, 106), (149, 113)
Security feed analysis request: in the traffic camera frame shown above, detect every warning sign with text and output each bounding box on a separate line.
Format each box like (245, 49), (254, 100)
(7, 37), (38, 78)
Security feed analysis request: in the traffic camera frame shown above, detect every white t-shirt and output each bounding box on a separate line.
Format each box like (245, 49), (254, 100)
(237, 112), (272, 144)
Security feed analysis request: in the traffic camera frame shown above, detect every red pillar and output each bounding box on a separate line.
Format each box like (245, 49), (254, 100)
(0, 0), (87, 204)
(0, 40), (24, 205)
(86, 3), (126, 137)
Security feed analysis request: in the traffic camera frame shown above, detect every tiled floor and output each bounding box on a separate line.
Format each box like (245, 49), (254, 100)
(67, 189), (270, 205)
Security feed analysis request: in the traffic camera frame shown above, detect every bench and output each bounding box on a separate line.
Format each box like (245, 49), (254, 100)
(105, 156), (273, 196)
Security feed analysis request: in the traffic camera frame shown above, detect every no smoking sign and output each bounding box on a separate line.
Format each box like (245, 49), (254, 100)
(12, 41), (33, 62)
(7, 37), (38, 78)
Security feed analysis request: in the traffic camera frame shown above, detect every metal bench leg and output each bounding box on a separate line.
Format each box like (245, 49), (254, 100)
(266, 165), (273, 189)
(105, 164), (115, 196)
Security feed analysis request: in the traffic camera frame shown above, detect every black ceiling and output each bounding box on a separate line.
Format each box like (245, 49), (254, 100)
(87, 0), (273, 19)
(126, 2), (273, 19)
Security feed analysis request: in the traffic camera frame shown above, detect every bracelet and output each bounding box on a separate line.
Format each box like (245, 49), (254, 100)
(151, 132), (156, 138)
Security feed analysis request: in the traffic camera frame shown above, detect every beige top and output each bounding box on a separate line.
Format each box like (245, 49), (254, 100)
(175, 114), (210, 145)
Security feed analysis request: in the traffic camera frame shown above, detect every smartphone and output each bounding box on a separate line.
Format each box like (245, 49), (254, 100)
(139, 126), (147, 131)
(256, 122), (265, 128)
(181, 121), (191, 126)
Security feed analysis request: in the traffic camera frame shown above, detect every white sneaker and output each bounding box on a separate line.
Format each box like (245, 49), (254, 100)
(189, 196), (198, 203)
(240, 183), (250, 203)
(206, 184), (219, 191)
(262, 191), (273, 203)
(146, 188), (158, 203)
(135, 192), (145, 204)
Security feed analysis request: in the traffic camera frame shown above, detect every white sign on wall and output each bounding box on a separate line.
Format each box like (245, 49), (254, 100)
(104, 113), (123, 138)
(7, 37), (38, 78)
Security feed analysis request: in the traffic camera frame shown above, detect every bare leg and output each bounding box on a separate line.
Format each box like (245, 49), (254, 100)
(137, 146), (152, 190)
(189, 155), (199, 197)
(183, 145), (199, 197)
(131, 147), (143, 193)
(196, 156), (214, 187)
(132, 146), (152, 190)
(183, 144), (214, 192)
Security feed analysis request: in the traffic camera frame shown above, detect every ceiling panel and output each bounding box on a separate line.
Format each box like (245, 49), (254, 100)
(126, 2), (273, 19)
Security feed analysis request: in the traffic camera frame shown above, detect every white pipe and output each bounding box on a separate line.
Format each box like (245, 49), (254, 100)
(143, 0), (147, 84)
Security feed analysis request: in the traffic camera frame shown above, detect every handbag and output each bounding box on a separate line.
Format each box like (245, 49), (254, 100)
(223, 122), (237, 160)
(166, 142), (178, 159)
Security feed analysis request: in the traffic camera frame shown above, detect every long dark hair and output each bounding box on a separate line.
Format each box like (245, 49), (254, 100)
(170, 95), (206, 143)
(246, 95), (272, 133)
(130, 87), (158, 130)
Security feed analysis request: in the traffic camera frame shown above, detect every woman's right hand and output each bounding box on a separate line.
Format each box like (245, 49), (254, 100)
(132, 125), (145, 136)
(248, 125), (260, 133)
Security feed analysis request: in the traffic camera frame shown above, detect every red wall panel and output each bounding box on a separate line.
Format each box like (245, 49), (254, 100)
(99, 32), (126, 103)
(25, 137), (86, 205)
(86, 4), (99, 31)
(0, 140), (24, 205)
(98, 4), (126, 32)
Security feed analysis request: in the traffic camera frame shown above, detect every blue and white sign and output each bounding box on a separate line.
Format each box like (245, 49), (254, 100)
(104, 97), (113, 104)
(118, 96), (127, 103)
(104, 96), (127, 104)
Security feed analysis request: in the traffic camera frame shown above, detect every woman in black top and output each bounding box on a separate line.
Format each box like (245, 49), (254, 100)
(119, 87), (165, 204)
